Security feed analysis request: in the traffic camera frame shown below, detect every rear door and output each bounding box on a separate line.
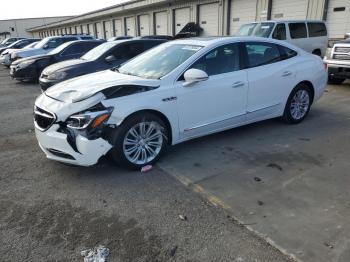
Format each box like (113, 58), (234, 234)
(243, 41), (298, 121)
(287, 22), (310, 52)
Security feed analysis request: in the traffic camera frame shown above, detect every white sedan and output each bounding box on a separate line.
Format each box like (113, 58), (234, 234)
(34, 37), (327, 169)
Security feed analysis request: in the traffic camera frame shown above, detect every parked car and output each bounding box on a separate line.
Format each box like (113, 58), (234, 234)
(237, 20), (328, 57)
(0, 37), (25, 48)
(10, 40), (103, 82)
(108, 36), (133, 41)
(34, 37), (327, 169)
(1, 42), (40, 67)
(10, 35), (95, 62)
(39, 39), (167, 90)
(139, 35), (174, 40)
(0, 38), (40, 55)
(324, 39), (350, 84)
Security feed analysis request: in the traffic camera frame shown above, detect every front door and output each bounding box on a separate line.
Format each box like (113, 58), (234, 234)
(175, 43), (248, 140)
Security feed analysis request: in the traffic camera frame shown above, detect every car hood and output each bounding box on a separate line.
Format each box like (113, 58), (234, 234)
(16, 48), (49, 58)
(45, 69), (160, 103)
(13, 54), (51, 65)
(43, 59), (88, 75)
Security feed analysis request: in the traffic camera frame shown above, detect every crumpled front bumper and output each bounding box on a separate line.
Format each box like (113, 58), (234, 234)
(35, 124), (113, 166)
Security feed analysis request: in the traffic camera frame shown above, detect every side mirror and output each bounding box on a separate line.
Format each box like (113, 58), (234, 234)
(183, 68), (208, 86)
(105, 55), (116, 63)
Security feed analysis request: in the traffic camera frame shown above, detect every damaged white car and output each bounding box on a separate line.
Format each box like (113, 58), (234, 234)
(34, 37), (327, 169)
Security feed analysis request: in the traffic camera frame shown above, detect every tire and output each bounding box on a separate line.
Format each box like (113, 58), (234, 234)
(328, 76), (345, 85)
(282, 84), (312, 124)
(109, 112), (169, 170)
(312, 49), (321, 57)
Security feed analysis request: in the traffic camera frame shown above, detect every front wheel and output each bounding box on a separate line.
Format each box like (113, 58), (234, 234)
(328, 76), (345, 85)
(282, 84), (312, 124)
(110, 112), (169, 170)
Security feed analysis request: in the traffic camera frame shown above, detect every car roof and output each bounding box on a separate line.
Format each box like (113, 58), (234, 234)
(169, 36), (303, 50)
(247, 19), (325, 24)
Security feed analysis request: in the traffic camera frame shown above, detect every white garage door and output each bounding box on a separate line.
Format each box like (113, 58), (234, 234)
(125, 17), (136, 36)
(139, 15), (150, 36)
(95, 22), (103, 38)
(327, 0), (350, 39)
(82, 25), (88, 34)
(155, 11), (168, 35)
(198, 3), (220, 36)
(114, 19), (123, 37)
(230, 0), (257, 35)
(271, 0), (308, 20)
(88, 24), (94, 36)
(174, 8), (191, 35)
(103, 21), (113, 39)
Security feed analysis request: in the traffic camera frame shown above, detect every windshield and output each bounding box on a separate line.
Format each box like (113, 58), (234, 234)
(49, 41), (73, 55)
(236, 22), (275, 37)
(23, 42), (38, 49)
(81, 41), (116, 61)
(34, 38), (52, 49)
(118, 44), (202, 79)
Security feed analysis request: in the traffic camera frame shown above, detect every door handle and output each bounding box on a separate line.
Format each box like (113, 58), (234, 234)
(282, 71), (292, 77)
(232, 81), (245, 88)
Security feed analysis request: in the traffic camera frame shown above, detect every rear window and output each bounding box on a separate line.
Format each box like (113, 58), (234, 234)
(289, 23), (307, 39)
(307, 22), (327, 37)
(278, 45), (297, 60)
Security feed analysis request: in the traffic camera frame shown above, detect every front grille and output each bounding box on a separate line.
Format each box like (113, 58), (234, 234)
(34, 106), (56, 131)
(46, 148), (75, 160)
(332, 54), (350, 60)
(334, 46), (350, 53)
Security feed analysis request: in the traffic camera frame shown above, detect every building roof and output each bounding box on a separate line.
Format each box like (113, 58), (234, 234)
(27, 0), (164, 32)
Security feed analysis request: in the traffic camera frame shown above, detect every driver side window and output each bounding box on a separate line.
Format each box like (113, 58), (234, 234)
(190, 43), (240, 76)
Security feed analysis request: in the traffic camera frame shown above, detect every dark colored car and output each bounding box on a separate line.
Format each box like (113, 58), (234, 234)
(139, 35), (174, 40)
(0, 37), (25, 48)
(39, 39), (167, 90)
(108, 36), (133, 41)
(0, 38), (40, 55)
(10, 40), (103, 82)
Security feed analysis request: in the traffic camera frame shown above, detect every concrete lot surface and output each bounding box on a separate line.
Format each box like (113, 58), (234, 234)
(0, 68), (292, 261)
(158, 82), (350, 262)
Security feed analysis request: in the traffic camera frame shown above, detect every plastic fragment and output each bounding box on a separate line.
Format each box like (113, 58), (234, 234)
(141, 165), (153, 172)
(81, 245), (110, 262)
(179, 214), (187, 221)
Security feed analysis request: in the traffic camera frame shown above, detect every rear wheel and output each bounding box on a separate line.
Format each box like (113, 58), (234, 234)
(328, 76), (345, 85)
(110, 112), (169, 170)
(282, 84), (312, 124)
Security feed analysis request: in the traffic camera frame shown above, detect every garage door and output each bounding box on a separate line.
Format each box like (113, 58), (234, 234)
(103, 20), (113, 39)
(139, 14), (150, 36)
(198, 3), (220, 36)
(174, 7), (191, 35)
(271, 0), (308, 20)
(125, 17), (136, 36)
(230, 0), (257, 35)
(113, 19), (123, 37)
(326, 0), (350, 39)
(155, 11), (168, 35)
(88, 24), (94, 36)
(82, 25), (88, 34)
(95, 22), (103, 38)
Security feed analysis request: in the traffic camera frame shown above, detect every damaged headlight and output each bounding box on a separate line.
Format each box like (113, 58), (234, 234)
(66, 106), (114, 130)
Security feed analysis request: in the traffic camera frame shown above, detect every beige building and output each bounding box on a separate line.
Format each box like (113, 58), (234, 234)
(26, 0), (350, 40)
(0, 16), (73, 41)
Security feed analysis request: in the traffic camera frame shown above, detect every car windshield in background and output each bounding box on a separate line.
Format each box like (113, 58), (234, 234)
(118, 44), (203, 79)
(34, 38), (50, 49)
(81, 41), (116, 61)
(49, 41), (73, 55)
(236, 22), (275, 37)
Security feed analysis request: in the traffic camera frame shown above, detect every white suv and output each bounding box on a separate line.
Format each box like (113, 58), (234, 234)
(11, 35), (95, 62)
(237, 20), (328, 57)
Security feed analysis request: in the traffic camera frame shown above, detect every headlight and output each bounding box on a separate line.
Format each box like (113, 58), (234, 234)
(47, 71), (67, 80)
(66, 107), (113, 130)
(18, 60), (34, 69)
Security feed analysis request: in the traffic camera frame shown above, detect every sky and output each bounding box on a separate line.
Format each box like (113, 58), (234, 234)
(0, 0), (130, 20)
